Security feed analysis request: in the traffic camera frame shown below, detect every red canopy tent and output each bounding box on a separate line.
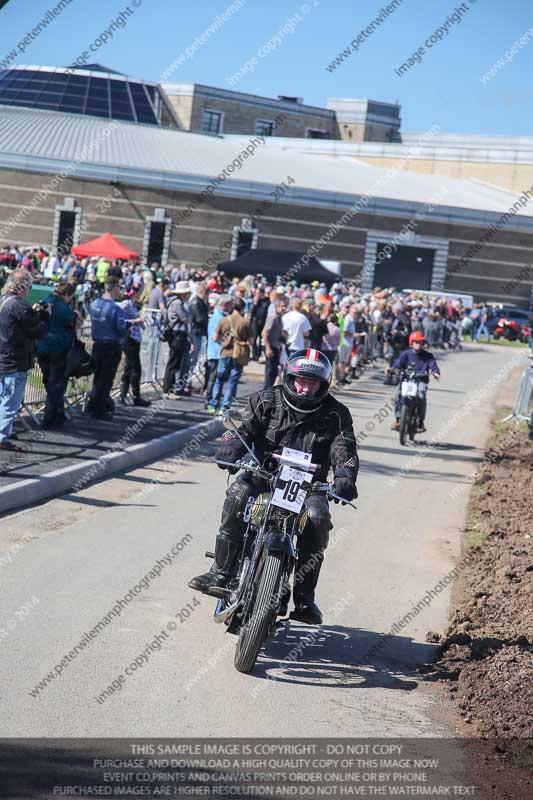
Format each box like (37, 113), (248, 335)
(71, 232), (140, 260)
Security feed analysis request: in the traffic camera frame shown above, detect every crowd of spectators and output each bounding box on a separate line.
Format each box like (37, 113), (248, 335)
(0, 242), (527, 452)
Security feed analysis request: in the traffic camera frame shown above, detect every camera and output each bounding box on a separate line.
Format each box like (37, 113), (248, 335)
(32, 300), (51, 316)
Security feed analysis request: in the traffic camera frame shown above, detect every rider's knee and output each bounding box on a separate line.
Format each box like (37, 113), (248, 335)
(303, 496), (332, 548)
(221, 477), (254, 531)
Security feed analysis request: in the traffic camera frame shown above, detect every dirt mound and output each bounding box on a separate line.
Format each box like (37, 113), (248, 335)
(430, 421), (532, 793)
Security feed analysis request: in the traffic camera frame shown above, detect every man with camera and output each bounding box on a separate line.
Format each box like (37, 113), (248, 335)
(0, 270), (51, 452)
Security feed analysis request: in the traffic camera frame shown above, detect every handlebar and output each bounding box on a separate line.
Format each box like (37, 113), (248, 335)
(214, 463), (357, 509)
(314, 481), (357, 509)
(215, 459), (274, 482)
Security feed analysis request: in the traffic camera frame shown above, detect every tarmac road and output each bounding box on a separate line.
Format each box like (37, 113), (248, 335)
(0, 344), (525, 738)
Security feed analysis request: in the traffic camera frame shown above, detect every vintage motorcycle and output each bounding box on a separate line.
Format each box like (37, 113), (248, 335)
(205, 412), (356, 674)
(398, 365), (424, 446)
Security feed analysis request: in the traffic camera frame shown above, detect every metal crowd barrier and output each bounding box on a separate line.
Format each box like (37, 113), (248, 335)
(139, 309), (164, 392)
(153, 334), (208, 391)
(21, 311), (165, 425)
(511, 365), (533, 421)
(363, 326), (380, 361)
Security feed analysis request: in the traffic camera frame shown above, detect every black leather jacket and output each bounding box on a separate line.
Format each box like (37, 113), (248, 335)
(0, 293), (50, 372)
(190, 295), (208, 336)
(218, 385), (359, 484)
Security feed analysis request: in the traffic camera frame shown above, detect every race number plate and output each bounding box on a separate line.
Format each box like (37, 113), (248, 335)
(401, 380), (418, 398)
(272, 465), (313, 512)
(280, 447), (312, 469)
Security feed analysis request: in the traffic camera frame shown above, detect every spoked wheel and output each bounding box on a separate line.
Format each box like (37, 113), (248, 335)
(408, 410), (417, 442)
(234, 553), (285, 674)
(399, 405), (409, 446)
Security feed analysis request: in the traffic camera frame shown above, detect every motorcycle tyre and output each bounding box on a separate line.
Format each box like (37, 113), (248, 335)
(234, 552), (284, 674)
(399, 405), (409, 446)
(408, 410), (417, 441)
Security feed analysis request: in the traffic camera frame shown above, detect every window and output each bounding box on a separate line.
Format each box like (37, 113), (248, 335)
(202, 109), (223, 134)
(235, 231), (254, 258)
(231, 218), (258, 260)
(144, 209), (172, 267)
(146, 222), (167, 265)
(256, 119), (275, 136)
(57, 211), (76, 254)
(305, 128), (330, 139)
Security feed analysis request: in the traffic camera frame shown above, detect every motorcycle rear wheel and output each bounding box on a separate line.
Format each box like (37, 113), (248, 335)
(234, 552), (285, 674)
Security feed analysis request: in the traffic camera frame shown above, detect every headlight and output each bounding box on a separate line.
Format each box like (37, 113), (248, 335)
(250, 493), (269, 525)
(298, 509), (308, 533)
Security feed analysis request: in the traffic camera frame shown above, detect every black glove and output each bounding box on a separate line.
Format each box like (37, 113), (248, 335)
(333, 478), (357, 503)
(215, 448), (239, 474)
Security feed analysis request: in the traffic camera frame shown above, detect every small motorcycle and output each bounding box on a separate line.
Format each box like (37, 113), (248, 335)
(398, 366), (424, 446)
(493, 318), (521, 342)
(207, 412), (356, 674)
(520, 324), (531, 345)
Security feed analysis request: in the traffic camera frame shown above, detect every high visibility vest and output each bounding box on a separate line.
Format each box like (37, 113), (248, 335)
(96, 260), (110, 283)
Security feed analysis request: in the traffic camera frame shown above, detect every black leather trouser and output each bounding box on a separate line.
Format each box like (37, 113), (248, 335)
(216, 473), (333, 603)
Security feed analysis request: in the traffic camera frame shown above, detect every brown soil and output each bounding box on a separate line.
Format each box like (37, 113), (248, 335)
(428, 414), (533, 797)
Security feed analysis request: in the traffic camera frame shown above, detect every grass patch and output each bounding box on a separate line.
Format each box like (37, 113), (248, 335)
(484, 338), (528, 348)
(463, 507), (488, 549)
(485, 406), (528, 452)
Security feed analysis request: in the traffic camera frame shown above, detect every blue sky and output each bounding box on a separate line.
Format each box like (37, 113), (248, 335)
(0, 0), (531, 135)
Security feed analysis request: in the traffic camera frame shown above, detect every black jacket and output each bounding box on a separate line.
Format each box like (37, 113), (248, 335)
(219, 385), (359, 483)
(306, 312), (328, 349)
(250, 298), (270, 333)
(190, 295), (208, 336)
(0, 294), (50, 373)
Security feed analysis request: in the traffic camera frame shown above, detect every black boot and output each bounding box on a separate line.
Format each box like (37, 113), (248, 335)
(188, 533), (241, 595)
(291, 600), (323, 625)
(290, 550), (324, 625)
(278, 578), (291, 617)
(133, 397), (151, 407)
(119, 382), (128, 405)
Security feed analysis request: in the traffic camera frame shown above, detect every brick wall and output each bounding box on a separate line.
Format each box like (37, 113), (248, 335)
(0, 166), (531, 305)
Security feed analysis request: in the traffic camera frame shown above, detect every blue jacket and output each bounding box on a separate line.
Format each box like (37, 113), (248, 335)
(207, 309), (225, 360)
(90, 297), (126, 343)
(392, 348), (440, 382)
(118, 299), (143, 343)
(36, 294), (75, 354)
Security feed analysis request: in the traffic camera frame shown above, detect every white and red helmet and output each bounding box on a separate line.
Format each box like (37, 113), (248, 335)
(282, 349), (332, 413)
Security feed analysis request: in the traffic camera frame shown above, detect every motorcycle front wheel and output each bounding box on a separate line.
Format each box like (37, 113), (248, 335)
(234, 552), (285, 674)
(408, 410), (417, 441)
(399, 405), (409, 446)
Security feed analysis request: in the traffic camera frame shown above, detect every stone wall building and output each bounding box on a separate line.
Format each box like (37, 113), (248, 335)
(0, 105), (532, 308)
(162, 83), (401, 142)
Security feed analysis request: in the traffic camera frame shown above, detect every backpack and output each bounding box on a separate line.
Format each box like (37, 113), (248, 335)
(64, 337), (95, 379)
(159, 312), (173, 343)
(160, 297), (189, 343)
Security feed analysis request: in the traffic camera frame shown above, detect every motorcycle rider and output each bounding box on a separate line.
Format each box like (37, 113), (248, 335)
(383, 305), (410, 385)
(189, 349), (359, 625)
(388, 331), (440, 433)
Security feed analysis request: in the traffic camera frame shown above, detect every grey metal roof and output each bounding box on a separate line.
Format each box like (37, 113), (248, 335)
(0, 105), (531, 232)
(255, 130), (533, 165)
